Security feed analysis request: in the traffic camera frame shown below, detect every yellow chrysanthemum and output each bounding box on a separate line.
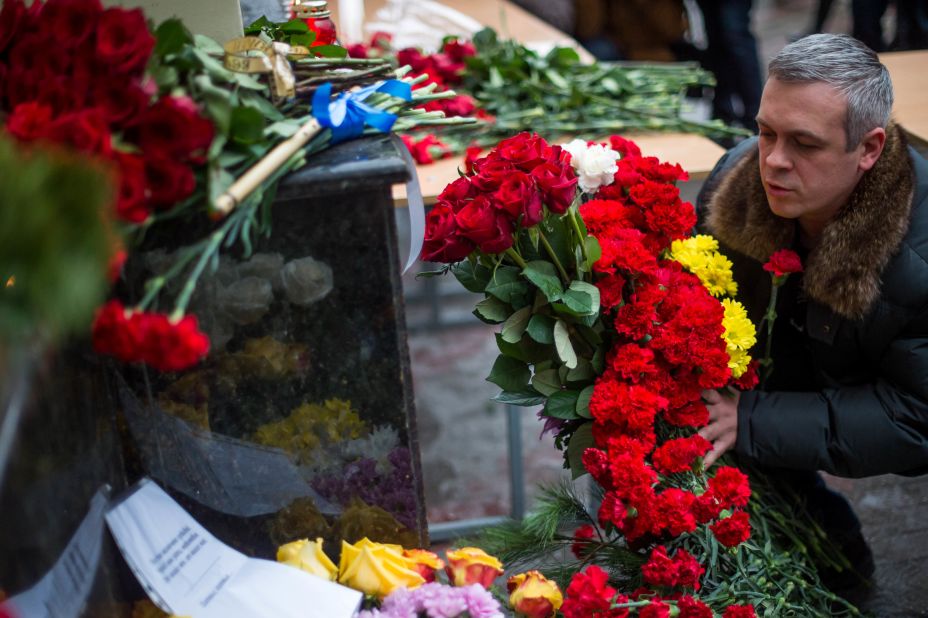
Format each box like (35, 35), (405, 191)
(669, 235), (738, 298)
(722, 299), (756, 378)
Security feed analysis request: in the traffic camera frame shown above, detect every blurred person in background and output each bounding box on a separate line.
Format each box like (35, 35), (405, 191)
(573, 0), (690, 61)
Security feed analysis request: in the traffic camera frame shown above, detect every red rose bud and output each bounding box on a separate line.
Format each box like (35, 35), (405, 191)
(470, 158), (514, 192)
(711, 511), (751, 547)
(444, 547), (503, 588)
(455, 196), (514, 254)
(763, 248), (803, 278)
(495, 132), (550, 172)
(493, 171), (543, 226)
(508, 570), (563, 618)
(402, 549), (444, 583)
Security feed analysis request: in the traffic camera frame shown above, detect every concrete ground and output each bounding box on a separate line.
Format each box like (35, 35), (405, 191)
(404, 0), (928, 613)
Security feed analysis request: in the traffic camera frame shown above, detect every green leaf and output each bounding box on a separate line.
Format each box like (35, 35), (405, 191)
(545, 389), (581, 419)
(150, 64), (179, 91)
(526, 314), (555, 344)
(531, 369), (561, 397)
(217, 150), (249, 168)
(288, 32), (315, 47)
(474, 296), (511, 324)
(486, 267), (530, 306)
(492, 389), (547, 406)
(245, 16), (272, 34)
(280, 18), (310, 33)
(544, 68), (569, 90)
(154, 19), (193, 57)
(553, 319), (578, 369)
(561, 280), (600, 316)
(546, 46), (580, 68)
(194, 34), (224, 55)
(591, 345), (605, 374)
(487, 355), (531, 392)
(501, 305), (532, 343)
(311, 44), (349, 58)
(451, 261), (491, 293)
(265, 120), (301, 138)
(230, 106), (266, 144)
(576, 385), (595, 419)
(566, 422), (595, 479)
(566, 358), (594, 382)
(242, 92), (286, 122)
(575, 323), (602, 346)
(495, 333), (526, 362)
(585, 236), (602, 270)
(521, 261), (562, 302)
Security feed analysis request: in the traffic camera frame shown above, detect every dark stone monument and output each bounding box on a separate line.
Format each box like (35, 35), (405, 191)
(0, 136), (426, 617)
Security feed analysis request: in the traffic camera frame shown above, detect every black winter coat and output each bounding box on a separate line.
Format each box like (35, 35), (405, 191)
(697, 123), (928, 478)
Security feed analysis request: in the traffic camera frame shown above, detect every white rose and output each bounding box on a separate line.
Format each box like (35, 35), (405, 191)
(562, 138), (620, 194)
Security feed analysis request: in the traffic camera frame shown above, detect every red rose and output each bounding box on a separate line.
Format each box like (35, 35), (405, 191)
(0, 0), (27, 53)
(711, 511), (751, 547)
(346, 43), (370, 58)
(455, 195), (514, 253)
(464, 146), (483, 174)
(145, 156), (196, 208)
(722, 605), (756, 618)
(420, 201), (474, 263)
(132, 96), (214, 163)
(492, 171), (543, 226)
(531, 160), (578, 214)
(470, 157), (514, 192)
(38, 75), (90, 115)
(94, 79), (150, 128)
(96, 7), (155, 76)
(708, 466), (751, 509)
(46, 109), (112, 156)
(113, 152), (151, 224)
(5, 102), (53, 141)
(438, 176), (476, 207)
(43, 0), (102, 49)
(495, 132), (550, 172)
(763, 248), (803, 277)
(4, 67), (42, 109)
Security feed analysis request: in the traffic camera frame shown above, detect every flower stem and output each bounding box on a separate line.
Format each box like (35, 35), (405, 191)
(759, 282), (780, 388)
(505, 247), (527, 269)
(537, 228), (570, 283)
(568, 208), (588, 264)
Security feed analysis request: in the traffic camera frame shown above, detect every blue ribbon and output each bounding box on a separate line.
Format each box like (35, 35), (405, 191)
(312, 80), (412, 144)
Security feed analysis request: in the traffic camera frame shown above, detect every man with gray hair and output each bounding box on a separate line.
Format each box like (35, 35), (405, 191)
(696, 33), (928, 600)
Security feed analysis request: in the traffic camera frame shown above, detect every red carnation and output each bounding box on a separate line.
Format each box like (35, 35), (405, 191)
(652, 488), (697, 537)
(763, 249), (803, 277)
(92, 300), (145, 362)
(561, 566), (629, 618)
(597, 490), (628, 529)
(582, 447), (613, 488)
(692, 491), (723, 524)
(641, 545), (676, 588)
(711, 511), (751, 547)
(141, 312), (210, 372)
(639, 600), (671, 618)
(723, 605), (756, 618)
(571, 524), (596, 558)
(608, 453), (658, 502)
(662, 401), (709, 428)
(651, 435), (712, 475)
(97, 7), (155, 75)
(678, 596), (713, 618)
(608, 135), (642, 159)
(734, 359), (760, 390)
(709, 466), (751, 509)
(595, 228), (659, 277)
(608, 344), (656, 382)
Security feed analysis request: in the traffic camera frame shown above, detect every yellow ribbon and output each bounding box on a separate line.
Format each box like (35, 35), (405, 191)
(223, 37), (313, 98)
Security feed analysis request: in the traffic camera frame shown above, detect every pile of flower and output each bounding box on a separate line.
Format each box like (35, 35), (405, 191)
(420, 133), (856, 615)
(277, 537), (563, 618)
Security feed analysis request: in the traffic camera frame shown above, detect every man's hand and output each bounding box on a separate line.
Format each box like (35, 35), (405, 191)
(698, 387), (740, 469)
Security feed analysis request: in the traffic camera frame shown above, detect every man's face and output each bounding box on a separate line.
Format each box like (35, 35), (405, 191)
(756, 78), (869, 230)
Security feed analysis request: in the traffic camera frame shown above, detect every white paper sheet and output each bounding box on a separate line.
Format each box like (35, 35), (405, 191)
(105, 479), (362, 618)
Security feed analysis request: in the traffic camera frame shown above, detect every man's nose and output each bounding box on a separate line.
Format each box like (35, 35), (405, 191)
(764, 141), (792, 170)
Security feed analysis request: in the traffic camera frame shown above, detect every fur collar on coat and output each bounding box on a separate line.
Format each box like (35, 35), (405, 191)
(704, 122), (915, 320)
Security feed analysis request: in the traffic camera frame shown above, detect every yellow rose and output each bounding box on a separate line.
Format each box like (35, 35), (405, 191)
(277, 538), (338, 581)
(507, 570), (563, 618)
(338, 537), (425, 597)
(403, 548), (445, 583)
(444, 547), (504, 588)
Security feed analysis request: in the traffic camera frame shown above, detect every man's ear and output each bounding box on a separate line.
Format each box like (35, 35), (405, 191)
(858, 127), (887, 172)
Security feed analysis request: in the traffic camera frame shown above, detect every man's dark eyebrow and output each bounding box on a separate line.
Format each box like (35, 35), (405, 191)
(754, 118), (826, 143)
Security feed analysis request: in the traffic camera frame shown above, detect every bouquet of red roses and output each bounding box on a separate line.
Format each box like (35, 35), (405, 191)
(420, 133), (858, 616)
